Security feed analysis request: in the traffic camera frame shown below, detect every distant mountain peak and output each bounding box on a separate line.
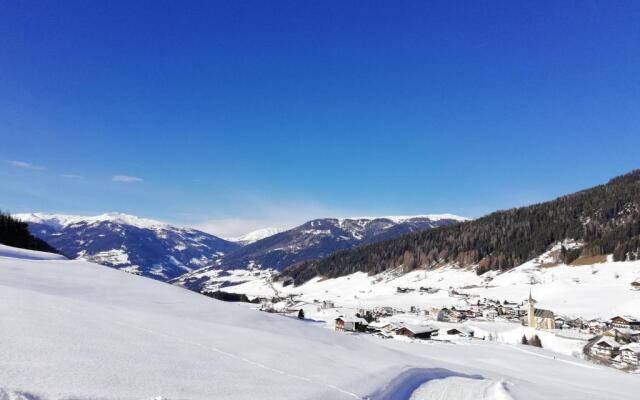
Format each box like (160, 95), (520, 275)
(229, 227), (284, 244)
(15, 212), (240, 281)
(16, 212), (170, 230)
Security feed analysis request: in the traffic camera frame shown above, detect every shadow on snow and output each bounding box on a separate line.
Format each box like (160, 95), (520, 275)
(366, 368), (485, 400)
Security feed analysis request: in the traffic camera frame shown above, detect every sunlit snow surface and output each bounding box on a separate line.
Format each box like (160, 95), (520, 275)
(226, 251), (640, 321)
(0, 244), (639, 399)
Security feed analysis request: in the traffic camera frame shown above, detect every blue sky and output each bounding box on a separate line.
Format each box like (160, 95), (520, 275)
(1, 1), (639, 237)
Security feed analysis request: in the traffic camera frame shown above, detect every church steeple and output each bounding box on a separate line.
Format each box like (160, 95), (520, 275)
(527, 290), (536, 328)
(528, 290), (534, 304)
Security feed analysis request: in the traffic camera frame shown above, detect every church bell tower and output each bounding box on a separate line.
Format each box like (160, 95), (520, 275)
(527, 290), (536, 328)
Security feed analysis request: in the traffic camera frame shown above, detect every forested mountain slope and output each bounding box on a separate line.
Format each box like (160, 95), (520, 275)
(284, 170), (640, 285)
(218, 215), (466, 271)
(0, 212), (58, 254)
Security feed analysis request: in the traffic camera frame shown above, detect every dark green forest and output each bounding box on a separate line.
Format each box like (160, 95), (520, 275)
(0, 211), (59, 253)
(284, 169), (640, 285)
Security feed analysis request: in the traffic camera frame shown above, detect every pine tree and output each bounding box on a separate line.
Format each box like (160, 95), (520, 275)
(529, 334), (542, 347)
(297, 309), (305, 319)
(521, 334), (528, 345)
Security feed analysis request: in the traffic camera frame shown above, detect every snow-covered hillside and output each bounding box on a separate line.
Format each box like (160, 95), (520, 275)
(175, 214), (467, 291)
(15, 212), (240, 281)
(0, 244), (638, 399)
(0, 243), (67, 261)
(222, 245), (640, 321)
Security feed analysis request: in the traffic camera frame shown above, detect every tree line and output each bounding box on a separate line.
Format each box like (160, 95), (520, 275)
(284, 169), (640, 285)
(0, 211), (59, 253)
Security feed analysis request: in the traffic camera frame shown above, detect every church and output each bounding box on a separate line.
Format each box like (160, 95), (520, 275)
(527, 291), (555, 330)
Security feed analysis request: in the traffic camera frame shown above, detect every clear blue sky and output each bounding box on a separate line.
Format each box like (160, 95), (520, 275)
(1, 1), (639, 237)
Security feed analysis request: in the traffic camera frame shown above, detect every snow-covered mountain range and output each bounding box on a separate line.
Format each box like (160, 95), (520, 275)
(16, 212), (465, 287)
(174, 214), (467, 291)
(15, 212), (240, 281)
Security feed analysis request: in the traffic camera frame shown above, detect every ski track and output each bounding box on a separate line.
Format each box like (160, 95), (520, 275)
(511, 345), (599, 369)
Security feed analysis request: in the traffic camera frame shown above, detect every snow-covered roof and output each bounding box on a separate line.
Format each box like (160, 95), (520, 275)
(446, 327), (474, 335)
(611, 315), (639, 323)
(335, 316), (368, 325)
(620, 343), (640, 353)
(534, 308), (554, 318)
(595, 338), (621, 348)
(368, 321), (393, 329)
(398, 324), (438, 334)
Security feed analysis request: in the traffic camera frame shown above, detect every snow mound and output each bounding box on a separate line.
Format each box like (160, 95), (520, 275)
(410, 377), (512, 400)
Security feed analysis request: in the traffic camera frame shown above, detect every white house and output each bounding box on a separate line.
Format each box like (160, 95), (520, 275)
(590, 338), (621, 359)
(483, 308), (498, 320)
(610, 315), (640, 330)
(335, 316), (368, 332)
(620, 343), (640, 366)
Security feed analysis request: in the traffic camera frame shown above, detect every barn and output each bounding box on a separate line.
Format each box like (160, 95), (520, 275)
(395, 324), (438, 340)
(335, 316), (368, 332)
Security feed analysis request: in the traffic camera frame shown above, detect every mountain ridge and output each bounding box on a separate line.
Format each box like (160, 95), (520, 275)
(173, 214), (466, 291)
(16, 212), (240, 281)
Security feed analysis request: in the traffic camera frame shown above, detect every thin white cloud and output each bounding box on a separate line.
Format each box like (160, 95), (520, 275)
(60, 174), (83, 179)
(6, 160), (45, 170)
(112, 175), (144, 183)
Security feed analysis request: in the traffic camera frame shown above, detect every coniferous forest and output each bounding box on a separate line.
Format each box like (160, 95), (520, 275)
(284, 170), (640, 285)
(0, 211), (59, 253)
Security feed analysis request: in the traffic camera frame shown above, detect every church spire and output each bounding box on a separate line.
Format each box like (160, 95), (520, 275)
(527, 289), (536, 328)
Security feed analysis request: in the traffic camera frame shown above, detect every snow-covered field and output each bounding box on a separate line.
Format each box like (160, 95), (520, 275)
(0, 244), (67, 261)
(0, 245), (639, 399)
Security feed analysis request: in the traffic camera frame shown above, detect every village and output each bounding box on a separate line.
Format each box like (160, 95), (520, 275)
(254, 285), (640, 374)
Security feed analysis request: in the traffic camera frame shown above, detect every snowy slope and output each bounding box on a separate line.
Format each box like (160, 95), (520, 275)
(223, 246), (640, 321)
(1, 245), (639, 399)
(15, 212), (240, 281)
(0, 244), (67, 261)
